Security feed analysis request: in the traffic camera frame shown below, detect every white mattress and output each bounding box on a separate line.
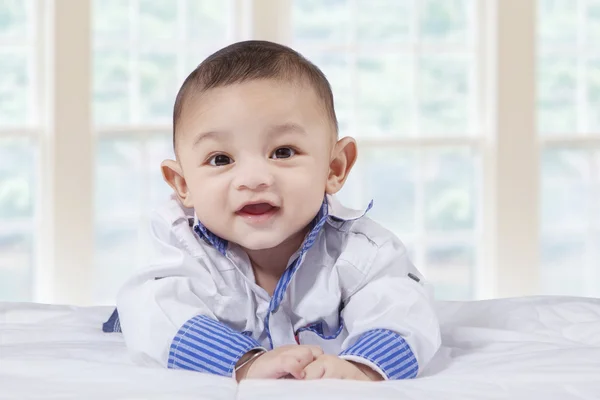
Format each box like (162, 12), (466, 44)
(1, 296), (599, 399)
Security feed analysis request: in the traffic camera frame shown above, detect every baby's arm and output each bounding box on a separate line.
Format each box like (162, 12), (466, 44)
(117, 267), (266, 379)
(116, 213), (265, 379)
(336, 238), (441, 380)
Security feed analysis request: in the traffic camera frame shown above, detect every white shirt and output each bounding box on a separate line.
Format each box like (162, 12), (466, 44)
(116, 195), (441, 380)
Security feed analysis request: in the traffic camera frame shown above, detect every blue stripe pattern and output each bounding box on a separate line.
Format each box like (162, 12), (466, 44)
(102, 308), (121, 333)
(296, 317), (344, 340)
(168, 315), (261, 376)
(340, 329), (419, 380)
(194, 223), (229, 255)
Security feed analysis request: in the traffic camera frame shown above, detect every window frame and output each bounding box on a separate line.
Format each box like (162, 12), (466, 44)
(24, 0), (598, 305)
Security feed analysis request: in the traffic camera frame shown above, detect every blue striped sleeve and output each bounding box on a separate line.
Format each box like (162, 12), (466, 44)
(167, 315), (261, 377)
(339, 329), (419, 380)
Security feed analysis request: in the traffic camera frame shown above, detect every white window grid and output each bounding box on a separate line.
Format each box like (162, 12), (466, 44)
(0, 0), (41, 301)
(538, 0), (600, 296)
(7, 0), (594, 304)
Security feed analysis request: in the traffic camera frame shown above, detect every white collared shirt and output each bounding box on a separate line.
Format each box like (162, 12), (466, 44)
(116, 195), (441, 380)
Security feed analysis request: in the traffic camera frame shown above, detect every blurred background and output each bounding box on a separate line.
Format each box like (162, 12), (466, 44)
(0, 0), (599, 306)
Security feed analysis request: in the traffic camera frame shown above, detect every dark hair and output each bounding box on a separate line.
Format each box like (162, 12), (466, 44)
(172, 40), (338, 149)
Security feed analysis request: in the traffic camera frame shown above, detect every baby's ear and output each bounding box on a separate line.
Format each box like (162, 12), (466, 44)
(326, 137), (357, 195)
(161, 159), (194, 208)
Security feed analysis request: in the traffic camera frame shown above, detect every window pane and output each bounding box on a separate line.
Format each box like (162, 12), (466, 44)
(418, 55), (470, 135)
(588, 57), (600, 133)
(419, 0), (469, 45)
(537, 0), (578, 51)
(543, 233), (600, 297)
(540, 148), (600, 297)
(186, 0), (230, 39)
(293, 0), (351, 44)
(139, 0), (178, 41)
(356, 54), (412, 136)
(95, 136), (144, 219)
(94, 225), (139, 304)
(360, 148), (417, 235)
(0, 138), (35, 219)
(355, 0), (411, 44)
(426, 243), (473, 300)
(587, 0), (600, 47)
(93, 0), (234, 126)
(538, 1), (600, 298)
(541, 236), (586, 296)
(0, 137), (36, 302)
(537, 0), (599, 135)
(93, 49), (131, 125)
(0, 0), (30, 39)
(0, 49), (31, 126)
(0, 0), (36, 302)
(541, 149), (592, 231)
(537, 56), (578, 134)
(139, 52), (179, 123)
(0, 230), (33, 301)
(425, 148), (477, 232)
(92, 0), (130, 41)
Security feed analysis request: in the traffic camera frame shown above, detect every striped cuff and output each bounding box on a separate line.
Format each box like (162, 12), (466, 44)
(339, 329), (418, 380)
(168, 315), (261, 377)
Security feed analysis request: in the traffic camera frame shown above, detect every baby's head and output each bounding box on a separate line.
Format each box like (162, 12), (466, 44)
(162, 40), (357, 251)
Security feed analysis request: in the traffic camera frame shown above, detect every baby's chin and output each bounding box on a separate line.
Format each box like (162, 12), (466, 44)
(234, 235), (287, 252)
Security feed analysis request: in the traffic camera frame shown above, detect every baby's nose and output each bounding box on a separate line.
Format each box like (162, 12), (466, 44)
(233, 161), (275, 191)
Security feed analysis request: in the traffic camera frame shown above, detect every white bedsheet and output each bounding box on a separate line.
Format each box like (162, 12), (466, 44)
(1, 296), (599, 399)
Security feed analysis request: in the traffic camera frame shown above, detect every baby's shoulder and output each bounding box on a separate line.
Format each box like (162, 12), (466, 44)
(326, 214), (398, 248)
(322, 216), (401, 272)
(147, 195), (209, 258)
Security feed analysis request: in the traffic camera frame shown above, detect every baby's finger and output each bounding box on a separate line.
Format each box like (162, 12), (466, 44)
(305, 345), (324, 359)
(278, 355), (306, 380)
(285, 346), (318, 368)
(303, 360), (326, 380)
(286, 345), (323, 360)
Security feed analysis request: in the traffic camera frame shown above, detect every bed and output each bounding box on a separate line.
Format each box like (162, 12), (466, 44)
(1, 296), (599, 400)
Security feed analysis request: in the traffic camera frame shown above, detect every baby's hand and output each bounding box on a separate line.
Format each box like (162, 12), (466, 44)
(237, 345), (323, 381)
(303, 354), (384, 381)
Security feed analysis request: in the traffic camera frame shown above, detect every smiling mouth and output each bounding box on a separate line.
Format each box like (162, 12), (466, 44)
(236, 203), (280, 222)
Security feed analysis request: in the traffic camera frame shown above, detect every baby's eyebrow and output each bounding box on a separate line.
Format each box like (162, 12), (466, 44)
(267, 122), (307, 137)
(192, 130), (229, 148)
(192, 123), (305, 147)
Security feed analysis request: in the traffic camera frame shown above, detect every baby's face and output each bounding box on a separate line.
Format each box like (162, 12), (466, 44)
(174, 79), (335, 251)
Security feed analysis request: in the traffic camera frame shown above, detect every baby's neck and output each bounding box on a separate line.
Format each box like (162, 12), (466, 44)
(243, 226), (309, 296)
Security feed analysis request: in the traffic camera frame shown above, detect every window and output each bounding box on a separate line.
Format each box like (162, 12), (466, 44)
(292, 0), (481, 299)
(0, 0), (38, 301)
(538, 0), (600, 296)
(92, 0), (238, 304)
(1, 0), (598, 305)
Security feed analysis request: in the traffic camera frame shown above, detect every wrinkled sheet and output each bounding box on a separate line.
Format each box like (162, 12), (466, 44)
(1, 296), (599, 399)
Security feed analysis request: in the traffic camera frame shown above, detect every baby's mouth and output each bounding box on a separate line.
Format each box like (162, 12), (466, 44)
(237, 203), (279, 216)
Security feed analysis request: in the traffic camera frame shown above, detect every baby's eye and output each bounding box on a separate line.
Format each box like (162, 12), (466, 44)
(271, 147), (296, 159)
(208, 154), (233, 166)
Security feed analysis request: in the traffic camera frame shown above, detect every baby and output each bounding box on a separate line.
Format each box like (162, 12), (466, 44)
(116, 40), (441, 382)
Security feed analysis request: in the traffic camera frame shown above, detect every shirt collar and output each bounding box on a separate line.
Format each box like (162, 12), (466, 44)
(193, 195), (372, 256)
(325, 194), (373, 222)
